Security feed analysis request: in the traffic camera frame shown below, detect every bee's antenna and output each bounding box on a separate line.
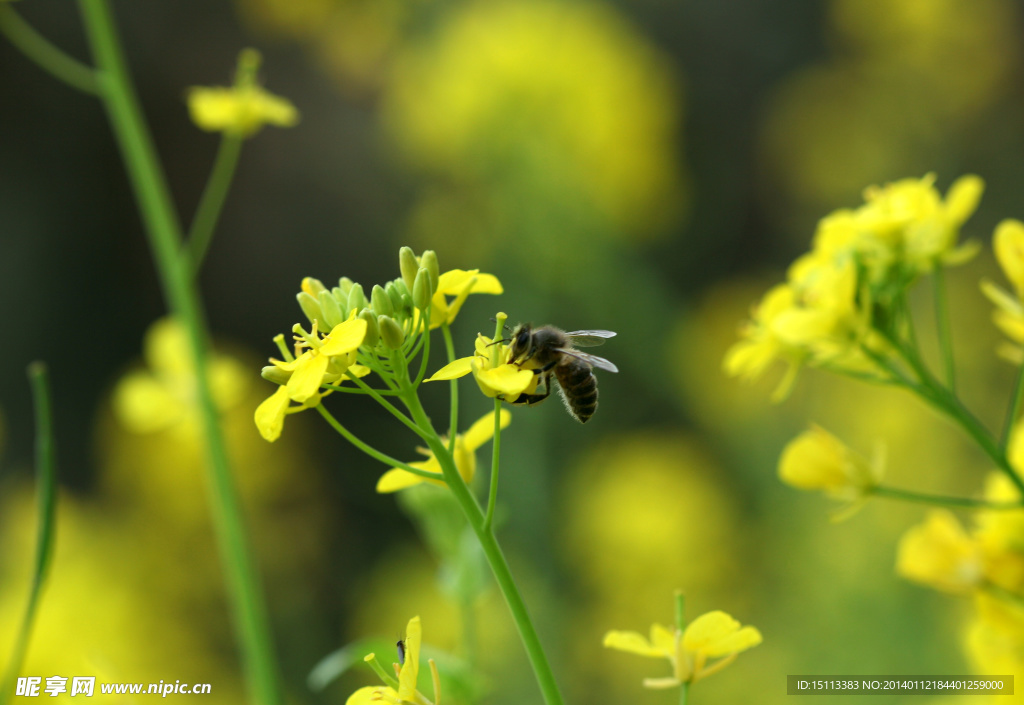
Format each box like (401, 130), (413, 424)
(488, 316), (513, 333)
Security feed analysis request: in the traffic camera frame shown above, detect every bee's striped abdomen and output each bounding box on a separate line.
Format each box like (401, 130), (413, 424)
(555, 360), (599, 423)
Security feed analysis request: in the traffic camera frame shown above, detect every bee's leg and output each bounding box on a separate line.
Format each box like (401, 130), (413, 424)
(509, 373), (552, 406)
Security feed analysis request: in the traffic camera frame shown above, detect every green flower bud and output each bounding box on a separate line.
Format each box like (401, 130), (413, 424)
(412, 267), (432, 311)
(386, 281), (405, 313)
(379, 315), (405, 350)
(318, 290), (344, 328)
(359, 309), (380, 348)
(337, 277), (354, 297)
(399, 246), (419, 292)
(371, 284), (393, 317)
(297, 291), (323, 326)
(261, 366), (291, 385)
(302, 277), (327, 296)
(420, 250), (440, 295)
(347, 283), (367, 314)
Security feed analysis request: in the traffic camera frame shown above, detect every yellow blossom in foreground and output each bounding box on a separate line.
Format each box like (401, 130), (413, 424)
(965, 592), (1024, 675)
(347, 616), (440, 705)
(896, 510), (983, 594)
(377, 409), (511, 492)
(603, 610), (761, 687)
(778, 426), (882, 516)
(428, 334), (535, 400)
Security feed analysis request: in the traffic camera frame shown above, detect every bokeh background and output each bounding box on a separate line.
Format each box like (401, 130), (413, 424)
(2, 0), (1024, 702)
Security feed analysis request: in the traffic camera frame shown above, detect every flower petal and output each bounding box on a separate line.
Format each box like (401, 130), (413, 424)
(427, 356), (474, 381)
(286, 352), (330, 403)
(320, 318), (368, 356)
(345, 686), (394, 705)
(377, 468), (427, 493)
(398, 616), (421, 701)
(682, 611), (759, 657)
(463, 409), (512, 452)
(603, 630), (662, 658)
(473, 362), (534, 397)
(254, 386), (291, 442)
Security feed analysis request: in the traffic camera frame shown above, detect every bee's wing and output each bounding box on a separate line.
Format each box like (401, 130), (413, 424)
(557, 348), (619, 373)
(564, 330), (617, 347)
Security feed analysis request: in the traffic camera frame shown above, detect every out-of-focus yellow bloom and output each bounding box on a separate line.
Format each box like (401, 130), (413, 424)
(974, 471), (1024, 594)
(604, 610), (761, 687)
(723, 284), (803, 400)
(428, 334), (535, 400)
(982, 219), (1024, 362)
(188, 50), (298, 137)
(255, 317), (368, 442)
(377, 409), (511, 492)
(384, 0), (687, 241)
(965, 591), (1024, 675)
(113, 318), (247, 438)
(778, 426), (882, 515)
(426, 269), (503, 329)
(347, 616), (438, 705)
(896, 510), (983, 594)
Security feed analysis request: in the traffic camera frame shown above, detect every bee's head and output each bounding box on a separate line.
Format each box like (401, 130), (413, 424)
(509, 323), (534, 360)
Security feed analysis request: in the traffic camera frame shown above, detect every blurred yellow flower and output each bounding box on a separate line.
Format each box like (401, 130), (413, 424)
(113, 317), (247, 438)
(428, 333), (535, 400)
(187, 50), (299, 137)
(377, 409), (511, 492)
(896, 510), (983, 594)
(778, 425), (882, 515)
(982, 219), (1024, 362)
(384, 0), (687, 241)
(965, 591), (1024, 675)
(604, 610), (761, 687)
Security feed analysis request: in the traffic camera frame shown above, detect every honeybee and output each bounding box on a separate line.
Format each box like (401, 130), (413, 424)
(505, 324), (618, 423)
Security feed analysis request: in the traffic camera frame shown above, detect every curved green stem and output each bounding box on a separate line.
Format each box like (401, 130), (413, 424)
(932, 267), (956, 393)
(0, 5), (98, 94)
(0, 364), (58, 705)
(315, 405), (441, 481)
(871, 485), (1023, 510)
(76, 3), (281, 702)
(186, 133), (243, 275)
(400, 391), (565, 705)
(483, 398), (502, 532)
(344, 370), (431, 442)
(442, 323), (459, 454)
(1001, 362), (1024, 450)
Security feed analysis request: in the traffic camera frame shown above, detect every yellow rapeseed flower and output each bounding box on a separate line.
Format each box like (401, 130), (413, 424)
(377, 409), (511, 492)
(603, 610), (761, 687)
(347, 616), (442, 705)
(188, 50), (299, 137)
(426, 269), (503, 329)
(981, 219), (1024, 362)
(428, 333), (535, 400)
(896, 510), (983, 594)
(778, 425), (882, 517)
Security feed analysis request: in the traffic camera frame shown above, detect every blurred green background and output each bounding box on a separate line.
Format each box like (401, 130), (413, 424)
(2, 0), (1023, 702)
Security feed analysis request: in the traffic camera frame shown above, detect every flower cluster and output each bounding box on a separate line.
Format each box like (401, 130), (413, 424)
(347, 616), (443, 705)
(725, 174), (983, 399)
(254, 247), (501, 441)
(604, 606), (761, 689)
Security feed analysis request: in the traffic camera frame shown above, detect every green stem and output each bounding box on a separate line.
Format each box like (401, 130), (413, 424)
(76, 3), (281, 702)
(442, 323), (459, 454)
(0, 5), (98, 94)
(401, 392), (565, 705)
(345, 370), (430, 442)
(932, 267), (956, 393)
(1001, 362), (1024, 450)
(674, 590), (686, 632)
(186, 133), (243, 275)
(871, 485), (1023, 510)
(483, 398), (502, 532)
(0, 364), (58, 705)
(315, 405), (441, 481)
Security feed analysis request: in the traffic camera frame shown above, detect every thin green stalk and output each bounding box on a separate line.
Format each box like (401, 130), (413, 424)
(483, 398), (502, 532)
(186, 133), (243, 275)
(400, 392), (565, 705)
(344, 369), (431, 442)
(0, 5), (98, 94)
(442, 323), (459, 454)
(932, 267), (956, 393)
(321, 382), (401, 396)
(76, 2), (281, 702)
(1001, 362), (1024, 450)
(0, 364), (58, 705)
(414, 307), (433, 386)
(680, 682), (690, 705)
(315, 405), (441, 481)
(871, 485), (1023, 510)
